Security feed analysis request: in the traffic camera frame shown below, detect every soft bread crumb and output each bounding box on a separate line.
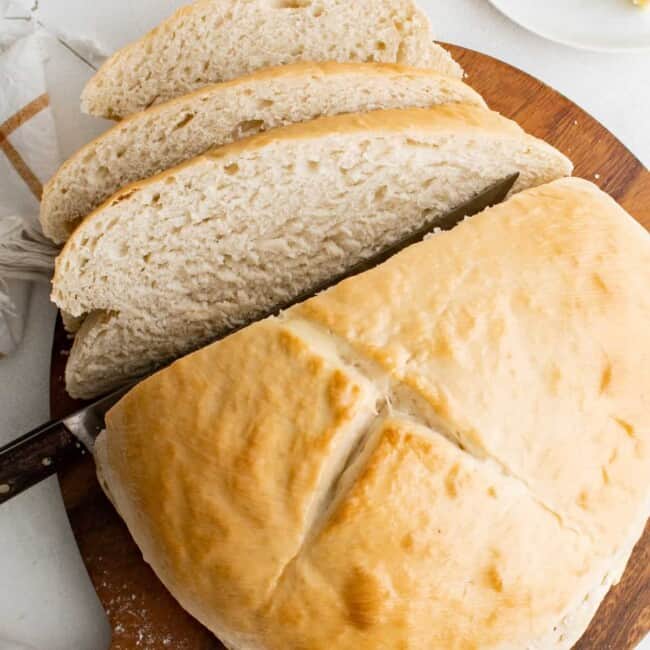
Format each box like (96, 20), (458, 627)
(81, 0), (463, 119)
(42, 63), (485, 243)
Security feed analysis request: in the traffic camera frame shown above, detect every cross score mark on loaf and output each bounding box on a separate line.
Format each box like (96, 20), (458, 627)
(98, 316), (598, 649)
(96, 179), (650, 649)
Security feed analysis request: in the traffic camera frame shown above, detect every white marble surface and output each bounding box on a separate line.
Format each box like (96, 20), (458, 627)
(0, 1), (648, 648)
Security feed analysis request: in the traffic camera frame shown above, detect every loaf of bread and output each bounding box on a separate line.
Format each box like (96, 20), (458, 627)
(51, 105), (572, 398)
(81, 0), (462, 120)
(42, 63), (485, 244)
(95, 178), (650, 650)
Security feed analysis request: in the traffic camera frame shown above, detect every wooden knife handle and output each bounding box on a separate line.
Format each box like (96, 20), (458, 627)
(0, 421), (83, 504)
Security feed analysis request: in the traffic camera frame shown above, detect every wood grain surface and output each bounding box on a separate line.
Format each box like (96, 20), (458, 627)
(49, 44), (650, 650)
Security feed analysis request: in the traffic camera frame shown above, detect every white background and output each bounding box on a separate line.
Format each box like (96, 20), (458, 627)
(0, 1), (648, 648)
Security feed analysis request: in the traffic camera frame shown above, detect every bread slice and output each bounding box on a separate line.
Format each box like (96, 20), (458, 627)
(42, 63), (485, 244)
(81, 0), (462, 120)
(52, 105), (572, 398)
(95, 178), (650, 649)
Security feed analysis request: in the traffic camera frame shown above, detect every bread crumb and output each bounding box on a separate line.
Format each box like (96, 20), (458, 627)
(594, 173), (601, 180)
(102, 581), (193, 648)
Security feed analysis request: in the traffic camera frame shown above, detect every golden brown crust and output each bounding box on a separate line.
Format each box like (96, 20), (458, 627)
(297, 177), (650, 553)
(263, 418), (599, 650)
(97, 319), (378, 641)
(97, 178), (650, 649)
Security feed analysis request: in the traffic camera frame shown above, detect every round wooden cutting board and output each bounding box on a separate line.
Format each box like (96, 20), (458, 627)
(50, 44), (650, 650)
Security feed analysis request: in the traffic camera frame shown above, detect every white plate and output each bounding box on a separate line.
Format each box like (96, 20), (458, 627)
(488, 0), (650, 52)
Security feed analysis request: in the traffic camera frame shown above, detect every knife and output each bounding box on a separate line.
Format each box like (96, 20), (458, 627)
(0, 173), (518, 505)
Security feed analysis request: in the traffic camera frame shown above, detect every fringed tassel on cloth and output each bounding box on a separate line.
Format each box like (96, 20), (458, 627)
(0, 216), (59, 347)
(0, 215), (58, 283)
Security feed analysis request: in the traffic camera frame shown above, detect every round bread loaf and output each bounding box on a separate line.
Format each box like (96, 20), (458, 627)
(95, 178), (650, 650)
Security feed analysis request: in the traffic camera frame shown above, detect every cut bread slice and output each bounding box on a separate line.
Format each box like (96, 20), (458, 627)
(80, 0), (463, 120)
(52, 105), (573, 398)
(42, 63), (486, 244)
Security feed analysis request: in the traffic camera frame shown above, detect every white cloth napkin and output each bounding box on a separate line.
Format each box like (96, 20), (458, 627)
(0, 24), (61, 357)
